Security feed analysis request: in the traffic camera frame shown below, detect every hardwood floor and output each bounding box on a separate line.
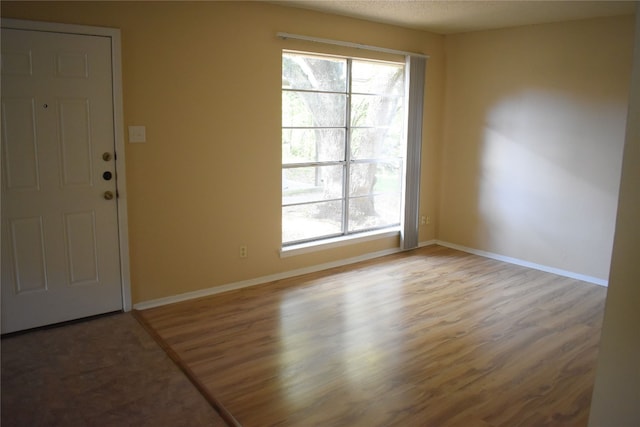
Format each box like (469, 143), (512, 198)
(137, 245), (607, 427)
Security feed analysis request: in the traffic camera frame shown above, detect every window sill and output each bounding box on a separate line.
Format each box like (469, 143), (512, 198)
(280, 228), (400, 258)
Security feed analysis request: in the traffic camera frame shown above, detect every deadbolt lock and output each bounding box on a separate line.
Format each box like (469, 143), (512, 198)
(103, 191), (114, 200)
(102, 152), (112, 161)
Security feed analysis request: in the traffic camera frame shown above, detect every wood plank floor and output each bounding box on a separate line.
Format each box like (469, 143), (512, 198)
(137, 245), (607, 427)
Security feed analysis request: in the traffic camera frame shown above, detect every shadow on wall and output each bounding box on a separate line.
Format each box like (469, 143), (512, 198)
(477, 89), (627, 277)
(440, 17), (634, 282)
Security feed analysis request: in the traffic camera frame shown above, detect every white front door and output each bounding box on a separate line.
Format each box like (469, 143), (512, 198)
(1, 27), (123, 333)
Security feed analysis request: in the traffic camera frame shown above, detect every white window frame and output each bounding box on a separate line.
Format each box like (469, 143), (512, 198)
(277, 33), (428, 256)
(281, 50), (407, 248)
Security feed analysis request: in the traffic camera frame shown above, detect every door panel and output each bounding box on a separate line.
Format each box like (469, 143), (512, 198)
(2, 97), (39, 190)
(1, 28), (123, 333)
(58, 98), (92, 186)
(64, 210), (98, 285)
(9, 216), (47, 293)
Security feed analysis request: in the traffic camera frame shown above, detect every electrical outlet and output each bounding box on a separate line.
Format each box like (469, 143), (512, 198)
(239, 245), (248, 258)
(421, 216), (426, 225)
(426, 216), (431, 225)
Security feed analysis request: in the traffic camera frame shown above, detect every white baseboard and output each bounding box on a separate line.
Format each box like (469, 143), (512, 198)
(134, 238), (603, 310)
(419, 239), (437, 248)
(134, 245), (412, 310)
(435, 240), (608, 287)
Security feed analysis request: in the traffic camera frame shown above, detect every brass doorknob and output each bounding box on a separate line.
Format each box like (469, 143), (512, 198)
(104, 191), (114, 200)
(102, 152), (112, 161)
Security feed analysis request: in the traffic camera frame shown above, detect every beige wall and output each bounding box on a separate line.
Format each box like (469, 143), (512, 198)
(1, 3), (634, 303)
(440, 16), (634, 280)
(1, 1), (445, 303)
(589, 10), (640, 426)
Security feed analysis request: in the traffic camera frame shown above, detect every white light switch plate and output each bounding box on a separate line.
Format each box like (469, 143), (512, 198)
(128, 125), (146, 143)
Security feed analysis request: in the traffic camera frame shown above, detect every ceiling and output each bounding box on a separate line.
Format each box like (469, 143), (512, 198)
(272, 1), (636, 34)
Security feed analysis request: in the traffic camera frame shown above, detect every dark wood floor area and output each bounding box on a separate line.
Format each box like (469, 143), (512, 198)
(137, 245), (607, 427)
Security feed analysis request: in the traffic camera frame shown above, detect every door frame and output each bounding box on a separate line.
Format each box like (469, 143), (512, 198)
(1, 18), (132, 312)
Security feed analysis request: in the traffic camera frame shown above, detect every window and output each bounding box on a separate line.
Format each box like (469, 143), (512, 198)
(282, 51), (406, 246)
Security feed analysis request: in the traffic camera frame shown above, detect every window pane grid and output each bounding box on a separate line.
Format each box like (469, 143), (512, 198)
(282, 161), (345, 168)
(350, 91), (403, 98)
(282, 51), (404, 245)
(349, 125), (398, 129)
(282, 196), (344, 208)
(283, 89), (403, 98)
(349, 157), (403, 164)
(342, 58), (353, 236)
(283, 126), (346, 129)
(282, 88), (347, 96)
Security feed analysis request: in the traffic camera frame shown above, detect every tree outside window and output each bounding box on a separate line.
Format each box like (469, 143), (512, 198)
(282, 51), (405, 245)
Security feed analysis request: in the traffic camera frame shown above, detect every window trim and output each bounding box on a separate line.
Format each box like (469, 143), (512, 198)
(276, 32), (429, 60)
(282, 50), (406, 247)
(280, 228), (400, 258)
